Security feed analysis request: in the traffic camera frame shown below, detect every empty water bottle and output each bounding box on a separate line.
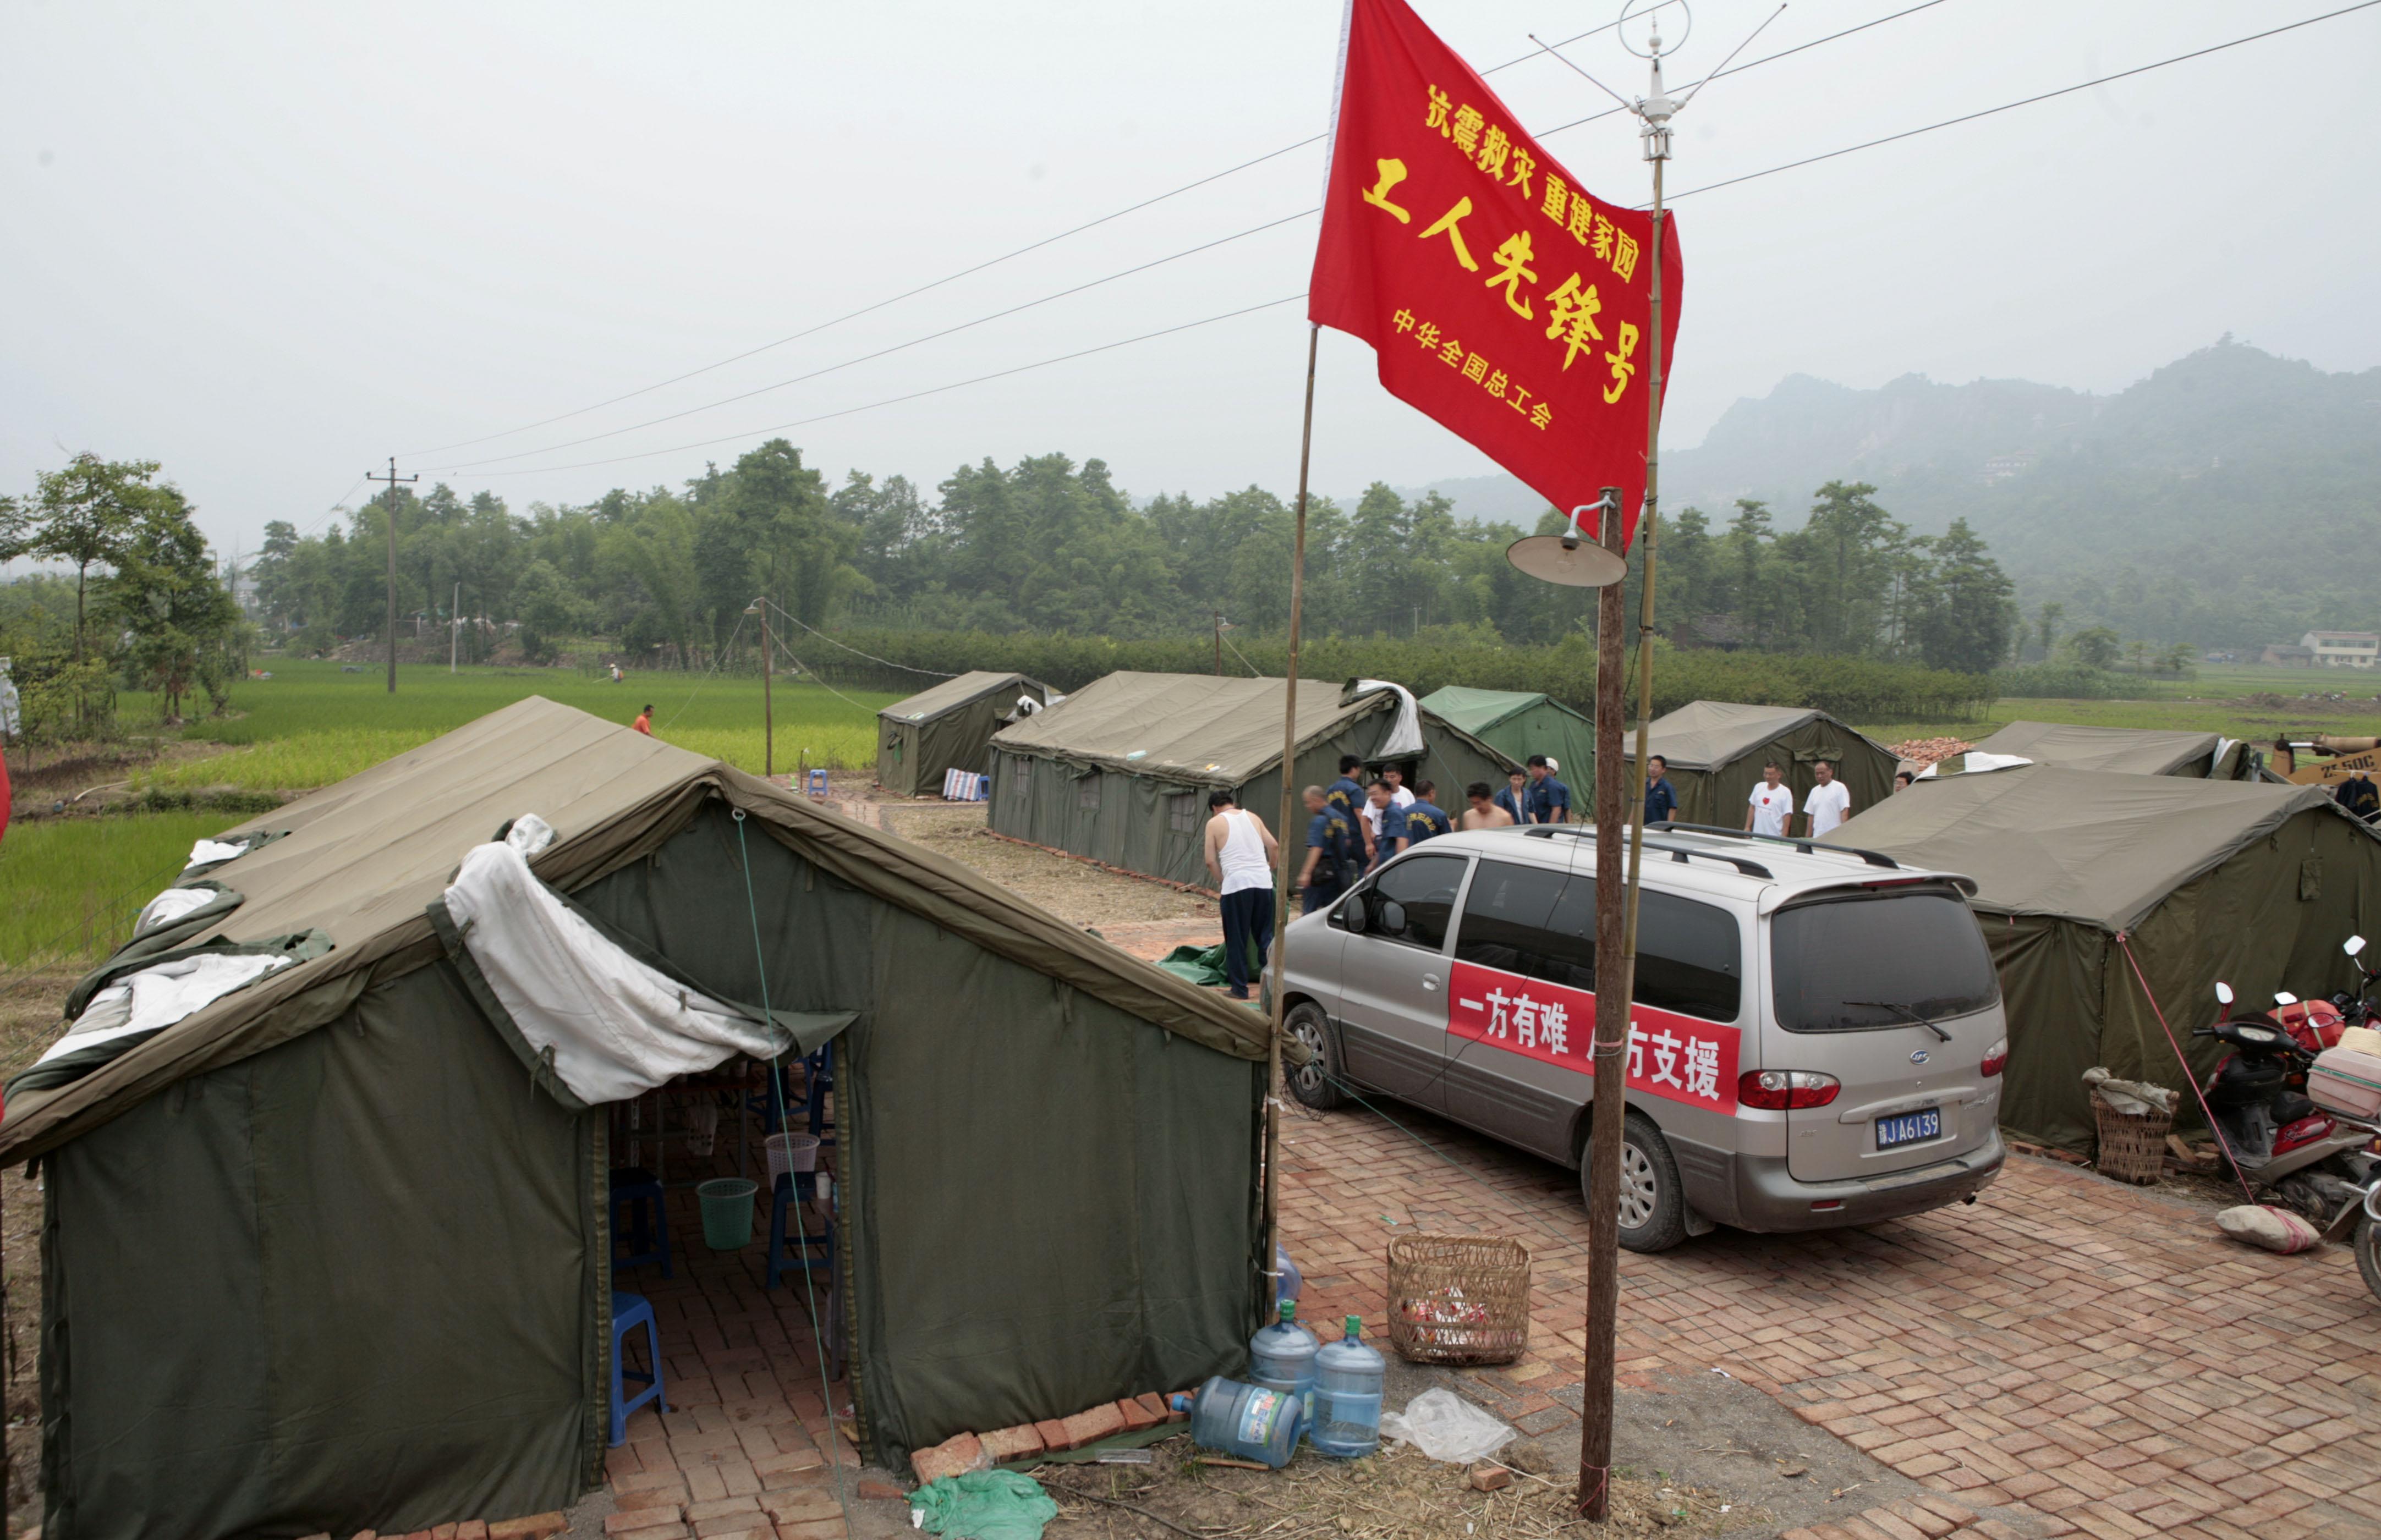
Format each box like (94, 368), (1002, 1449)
(1249, 1298), (1320, 1428)
(1309, 1314), (1385, 1459)
(1182, 1374), (1303, 1468)
(1272, 1242), (1303, 1307)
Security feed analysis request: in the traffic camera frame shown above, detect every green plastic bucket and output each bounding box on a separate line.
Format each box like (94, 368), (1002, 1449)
(698, 1178), (758, 1250)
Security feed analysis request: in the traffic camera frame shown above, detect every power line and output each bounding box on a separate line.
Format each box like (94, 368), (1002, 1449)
(294, 474), (371, 540)
(1660, 0), (2381, 204)
(453, 293), (1307, 479)
(423, 209), (1316, 475)
(765, 601), (957, 678)
(398, 4), (1684, 461)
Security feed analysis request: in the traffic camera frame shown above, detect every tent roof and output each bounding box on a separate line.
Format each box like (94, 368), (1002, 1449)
(0, 696), (1272, 1163)
(1965, 719), (2219, 777)
(991, 671), (1391, 786)
(1419, 686), (1588, 736)
(1820, 763), (2377, 932)
(1619, 699), (1887, 771)
(880, 670), (1046, 725)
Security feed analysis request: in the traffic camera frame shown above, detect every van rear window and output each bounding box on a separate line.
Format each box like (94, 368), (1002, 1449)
(1770, 889), (1999, 1033)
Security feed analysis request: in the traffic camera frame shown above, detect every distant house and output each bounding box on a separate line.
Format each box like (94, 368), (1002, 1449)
(2301, 631), (2381, 669)
(1980, 454), (2032, 483)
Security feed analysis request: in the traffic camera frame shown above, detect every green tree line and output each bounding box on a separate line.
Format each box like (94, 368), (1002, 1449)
(242, 439), (2017, 674)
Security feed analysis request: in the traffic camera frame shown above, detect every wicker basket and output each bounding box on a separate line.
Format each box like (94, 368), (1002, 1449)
(1386, 1233), (1530, 1366)
(2092, 1099), (2173, 1185)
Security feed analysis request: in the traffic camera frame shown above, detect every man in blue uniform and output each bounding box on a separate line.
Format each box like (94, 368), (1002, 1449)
(1643, 753), (1677, 827)
(1299, 784), (1363, 914)
(1365, 780), (1406, 871)
(1325, 755), (1374, 865)
(1398, 781), (1453, 851)
(1493, 768), (1529, 824)
(1525, 755), (1572, 823)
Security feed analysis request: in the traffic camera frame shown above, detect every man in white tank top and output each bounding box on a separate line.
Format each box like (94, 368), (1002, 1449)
(1202, 790), (1282, 1001)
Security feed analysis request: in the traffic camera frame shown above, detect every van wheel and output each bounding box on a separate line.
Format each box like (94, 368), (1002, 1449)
(1284, 1003), (1345, 1110)
(1594, 1113), (1688, 1253)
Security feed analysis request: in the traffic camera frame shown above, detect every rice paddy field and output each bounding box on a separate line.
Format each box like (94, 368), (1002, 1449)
(0, 659), (897, 967)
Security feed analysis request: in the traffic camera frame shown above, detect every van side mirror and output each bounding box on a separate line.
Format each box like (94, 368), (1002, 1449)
(2215, 982), (2234, 1006)
(2349, 935), (2368, 958)
(1376, 899), (1408, 936)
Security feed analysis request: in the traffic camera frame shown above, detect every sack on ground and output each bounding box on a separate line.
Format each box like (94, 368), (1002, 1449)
(1379, 1387), (1517, 1464)
(2215, 1204), (2321, 1255)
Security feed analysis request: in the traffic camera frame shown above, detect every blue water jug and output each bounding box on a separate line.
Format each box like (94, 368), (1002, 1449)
(1309, 1315), (1385, 1459)
(1272, 1243), (1302, 1308)
(1249, 1299), (1320, 1427)
(1181, 1374), (1303, 1469)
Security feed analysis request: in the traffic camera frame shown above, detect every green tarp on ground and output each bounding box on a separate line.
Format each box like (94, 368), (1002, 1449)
(878, 670), (1052, 796)
(4, 697), (1271, 1540)
(1418, 686), (1596, 794)
(1823, 764), (2381, 1152)
(1960, 720), (2251, 779)
(987, 672), (1519, 887)
(1621, 700), (1899, 831)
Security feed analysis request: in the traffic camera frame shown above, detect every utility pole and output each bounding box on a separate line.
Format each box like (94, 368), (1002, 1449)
(1577, 23), (1678, 1524)
(747, 596), (775, 777)
(451, 581), (461, 674)
(365, 457), (417, 694)
(1213, 610), (1224, 676)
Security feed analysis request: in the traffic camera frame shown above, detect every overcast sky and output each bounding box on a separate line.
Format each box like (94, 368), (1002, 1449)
(4, 0), (2376, 559)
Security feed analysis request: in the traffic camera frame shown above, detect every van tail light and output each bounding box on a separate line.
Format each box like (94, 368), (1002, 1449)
(1980, 1039), (2007, 1078)
(1737, 1070), (1841, 1109)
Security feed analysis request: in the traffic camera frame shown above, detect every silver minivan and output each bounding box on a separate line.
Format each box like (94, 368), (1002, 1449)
(1279, 823), (2006, 1250)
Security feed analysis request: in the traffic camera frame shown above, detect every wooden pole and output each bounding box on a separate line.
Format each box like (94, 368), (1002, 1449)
(366, 457), (416, 694)
(1214, 610), (1224, 676)
(1263, 323), (1320, 1305)
(761, 598), (775, 778)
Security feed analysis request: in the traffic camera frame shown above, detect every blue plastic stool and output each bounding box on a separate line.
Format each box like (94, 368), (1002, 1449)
(805, 1053), (837, 1146)
(765, 1170), (836, 1290)
(611, 1167), (672, 1278)
(610, 1291), (668, 1446)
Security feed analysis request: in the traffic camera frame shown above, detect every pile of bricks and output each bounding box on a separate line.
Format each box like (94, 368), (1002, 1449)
(910, 1392), (1190, 1486)
(1887, 736), (1973, 766)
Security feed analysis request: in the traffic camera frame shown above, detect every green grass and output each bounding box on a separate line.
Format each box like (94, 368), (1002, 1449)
(1856, 663), (2381, 748)
(129, 659), (896, 791)
(0, 811), (240, 967)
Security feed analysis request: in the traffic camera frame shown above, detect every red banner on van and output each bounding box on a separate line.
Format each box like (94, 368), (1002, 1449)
(1447, 960), (1739, 1113)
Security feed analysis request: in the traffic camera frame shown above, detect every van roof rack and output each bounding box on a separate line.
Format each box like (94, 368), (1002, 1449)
(1647, 821), (1901, 870)
(1523, 824), (1773, 879)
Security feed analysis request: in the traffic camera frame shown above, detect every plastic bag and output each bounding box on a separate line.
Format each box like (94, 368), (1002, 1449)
(2215, 1204), (2321, 1255)
(910, 1470), (1061, 1540)
(1379, 1388), (1517, 1464)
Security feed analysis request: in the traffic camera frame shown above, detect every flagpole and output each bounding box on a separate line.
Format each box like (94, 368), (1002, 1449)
(1579, 30), (1673, 1524)
(1264, 322), (1320, 1310)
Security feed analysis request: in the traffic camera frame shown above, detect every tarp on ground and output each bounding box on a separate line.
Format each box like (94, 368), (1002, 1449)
(1419, 686), (1596, 791)
(1823, 763), (2381, 1152)
(988, 672), (1518, 886)
(6, 696), (1270, 1540)
(1620, 700), (1899, 830)
(878, 670), (1052, 796)
(1965, 720), (2232, 779)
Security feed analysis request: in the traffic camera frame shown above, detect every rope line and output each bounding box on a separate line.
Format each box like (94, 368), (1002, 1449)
(766, 601), (957, 678)
(2114, 933), (2259, 1208)
(657, 610), (748, 732)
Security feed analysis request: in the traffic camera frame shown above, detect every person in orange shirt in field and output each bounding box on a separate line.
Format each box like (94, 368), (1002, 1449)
(632, 705), (653, 736)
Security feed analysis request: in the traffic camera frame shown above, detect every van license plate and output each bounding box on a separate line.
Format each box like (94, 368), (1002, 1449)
(1876, 1108), (1941, 1149)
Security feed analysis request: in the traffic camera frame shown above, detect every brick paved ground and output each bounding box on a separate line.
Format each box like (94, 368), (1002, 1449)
(1279, 1098), (2381, 1540)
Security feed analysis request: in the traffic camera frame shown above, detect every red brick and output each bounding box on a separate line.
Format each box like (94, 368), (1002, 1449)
(489, 1517), (569, 1540)
(432, 1529), (461, 1540)
(761, 1488), (841, 1525)
(607, 1512), (688, 1537)
(683, 1499), (760, 1524)
(980, 1425), (1046, 1464)
(777, 1522), (845, 1540)
(692, 1520), (772, 1540)
(1135, 1393), (1181, 1426)
(856, 1477), (906, 1502)
(1117, 1396), (1162, 1434)
(457, 1527), (490, 1540)
(1033, 1418), (1073, 1451)
(910, 1431), (987, 1486)
(1059, 1403), (1127, 1450)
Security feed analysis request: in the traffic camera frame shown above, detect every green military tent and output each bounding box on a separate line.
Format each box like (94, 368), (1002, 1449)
(3, 697), (1271, 1540)
(1418, 686), (1595, 793)
(988, 672), (1519, 887)
(876, 670), (1052, 796)
(1955, 719), (2254, 780)
(1621, 700), (1899, 829)
(1823, 764), (2381, 1153)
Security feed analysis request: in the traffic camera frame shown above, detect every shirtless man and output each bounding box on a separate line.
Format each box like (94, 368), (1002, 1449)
(1461, 781), (1516, 830)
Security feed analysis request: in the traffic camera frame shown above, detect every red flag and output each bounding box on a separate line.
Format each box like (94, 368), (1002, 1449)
(1310, 0), (1682, 548)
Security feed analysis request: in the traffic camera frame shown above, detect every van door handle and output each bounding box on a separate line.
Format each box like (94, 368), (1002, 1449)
(1422, 974), (1441, 992)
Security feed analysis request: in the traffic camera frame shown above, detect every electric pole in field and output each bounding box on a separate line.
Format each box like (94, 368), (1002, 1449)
(1213, 610), (1224, 676)
(366, 457), (418, 694)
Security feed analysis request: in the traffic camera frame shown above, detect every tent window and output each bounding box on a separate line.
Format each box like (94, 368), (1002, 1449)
(1079, 776), (1102, 812)
(1169, 794), (1199, 833)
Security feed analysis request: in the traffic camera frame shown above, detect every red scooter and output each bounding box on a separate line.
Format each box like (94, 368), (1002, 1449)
(2197, 978), (2375, 1220)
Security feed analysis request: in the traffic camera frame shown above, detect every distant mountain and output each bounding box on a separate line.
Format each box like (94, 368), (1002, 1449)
(1378, 339), (2381, 649)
